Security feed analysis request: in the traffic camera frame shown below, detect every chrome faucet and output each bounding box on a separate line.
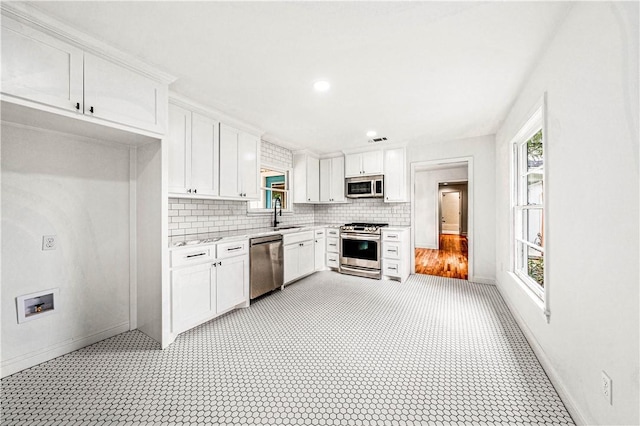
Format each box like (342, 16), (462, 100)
(273, 198), (282, 228)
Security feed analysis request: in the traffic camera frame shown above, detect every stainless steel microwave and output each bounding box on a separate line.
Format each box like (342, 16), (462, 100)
(345, 175), (384, 198)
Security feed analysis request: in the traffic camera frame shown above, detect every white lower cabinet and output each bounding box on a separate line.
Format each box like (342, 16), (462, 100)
(283, 231), (315, 284)
(170, 240), (249, 335)
(216, 254), (248, 313)
(325, 227), (340, 269)
(382, 228), (411, 282)
(314, 228), (326, 271)
(171, 263), (214, 334)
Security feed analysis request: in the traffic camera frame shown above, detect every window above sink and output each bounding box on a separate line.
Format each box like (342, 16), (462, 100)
(247, 164), (293, 215)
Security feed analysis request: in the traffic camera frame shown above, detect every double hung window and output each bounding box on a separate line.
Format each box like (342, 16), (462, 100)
(512, 103), (546, 300)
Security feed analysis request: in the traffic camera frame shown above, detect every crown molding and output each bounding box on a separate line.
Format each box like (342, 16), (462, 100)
(1, 2), (176, 84)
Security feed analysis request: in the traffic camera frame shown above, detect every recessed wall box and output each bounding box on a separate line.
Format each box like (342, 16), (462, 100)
(16, 289), (59, 323)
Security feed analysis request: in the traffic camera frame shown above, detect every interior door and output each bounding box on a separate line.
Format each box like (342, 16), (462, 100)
(441, 191), (461, 234)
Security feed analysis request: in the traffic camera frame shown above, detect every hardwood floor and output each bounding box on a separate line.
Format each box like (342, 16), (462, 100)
(415, 235), (468, 279)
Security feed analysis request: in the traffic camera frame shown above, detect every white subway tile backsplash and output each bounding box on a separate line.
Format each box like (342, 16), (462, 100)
(166, 141), (409, 236)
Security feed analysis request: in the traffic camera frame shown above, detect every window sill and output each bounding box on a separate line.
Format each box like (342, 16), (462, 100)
(507, 271), (546, 313)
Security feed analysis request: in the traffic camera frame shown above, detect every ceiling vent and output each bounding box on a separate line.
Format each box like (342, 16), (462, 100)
(368, 137), (388, 143)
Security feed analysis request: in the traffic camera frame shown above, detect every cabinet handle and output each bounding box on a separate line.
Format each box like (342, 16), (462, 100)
(186, 252), (207, 258)
(226, 246), (243, 252)
(89, 106), (94, 114)
(387, 235), (398, 239)
(75, 102), (80, 110)
(328, 243), (336, 247)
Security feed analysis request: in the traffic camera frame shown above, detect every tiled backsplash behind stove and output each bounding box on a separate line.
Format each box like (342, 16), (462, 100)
(313, 199), (411, 226)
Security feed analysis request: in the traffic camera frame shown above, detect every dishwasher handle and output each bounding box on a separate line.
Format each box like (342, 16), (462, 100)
(250, 234), (283, 246)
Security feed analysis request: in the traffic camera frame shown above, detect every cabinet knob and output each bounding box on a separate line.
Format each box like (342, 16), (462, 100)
(75, 102), (80, 110)
(194, 189), (197, 194)
(89, 106), (94, 114)
(187, 189), (192, 193)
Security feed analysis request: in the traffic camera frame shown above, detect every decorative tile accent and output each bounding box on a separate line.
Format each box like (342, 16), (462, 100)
(1, 273), (573, 425)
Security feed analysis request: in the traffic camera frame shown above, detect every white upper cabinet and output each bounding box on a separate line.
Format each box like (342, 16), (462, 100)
(190, 113), (219, 197)
(383, 147), (407, 202)
(319, 156), (345, 203)
(344, 150), (383, 177)
(1, 16), (83, 112)
(293, 152), (319, 203)
(168, 105), (220, 197)
(168, 104), (191, 193)
(219, 124), (260, 200)
(83, 53), (166, 134)
(1, 14), (169, 135)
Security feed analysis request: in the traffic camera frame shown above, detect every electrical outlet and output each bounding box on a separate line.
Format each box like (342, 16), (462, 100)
(42, 235), (57, 251)
(601, 371), (612, 405)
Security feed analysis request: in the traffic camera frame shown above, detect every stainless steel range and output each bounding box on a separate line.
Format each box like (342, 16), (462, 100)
(339, 222), (388, 279)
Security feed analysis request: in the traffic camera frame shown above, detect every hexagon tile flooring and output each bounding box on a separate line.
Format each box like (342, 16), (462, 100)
(1, 272), (574, 425)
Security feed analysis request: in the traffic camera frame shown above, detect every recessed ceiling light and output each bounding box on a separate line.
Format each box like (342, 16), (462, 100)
(313, 80), (330, 92)
(366, 130), (377, 138)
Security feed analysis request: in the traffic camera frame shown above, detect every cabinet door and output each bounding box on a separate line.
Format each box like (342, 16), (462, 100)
(167, 104), (191, 194)
(216, 255), (248, 313)
(361, 150), (383, 175)
(299, 240), (315, 277)
(171, 264), (214, 334)
(315, 237), (325, 271)
(238, 132), (259, 200)
(84, 53), (165, 133)
(219, 124), (240, 198)
(319, 158), (331, 202)
(1, 16), (83, 112)
(330, 156), (345, 202)
(344, 154), (362, 177)
(306, 156), (320, 202)
(191, 113), (219, 196)
(384, 148), (406, 202)
(283, 244), (299, 284)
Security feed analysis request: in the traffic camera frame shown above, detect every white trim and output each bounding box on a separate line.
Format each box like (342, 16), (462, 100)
(129, 148), (138, 330)
(496, 279), (585, 425)
(410, 156), (474, 281)
(0, 322), (130, 378)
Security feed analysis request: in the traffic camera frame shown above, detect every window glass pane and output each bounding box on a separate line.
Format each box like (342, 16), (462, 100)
(527, 173), (544, 205)
(527, 246), (544, 288)
(521, 209), (544, 247)
(527, 129), (543, 171)
(250, 168), (289, 211)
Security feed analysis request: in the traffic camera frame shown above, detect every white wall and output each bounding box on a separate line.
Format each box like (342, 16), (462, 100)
(408, 134), (496, 283)
(1, 124), (132, 376)
(414, 167), (467, 248)
(494, 3), (639, 425)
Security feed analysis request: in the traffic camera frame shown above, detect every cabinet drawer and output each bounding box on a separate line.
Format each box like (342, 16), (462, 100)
(326, 253), (339, 268)
(383, 242), (401, 259)
(314, 228), (325, 238)
(326, 237), (339, 253)
(216, 240), (248, 259)
(382, 230), (403, 242)
(382, 259), (401, 277)
(326, 228), (339, 238)
(283, 231), (314, 246)
(171, 246), (215, 268)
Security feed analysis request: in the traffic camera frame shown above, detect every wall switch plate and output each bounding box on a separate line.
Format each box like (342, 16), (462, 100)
(601, 371), (612, 405)
(42, 235), (57, 251)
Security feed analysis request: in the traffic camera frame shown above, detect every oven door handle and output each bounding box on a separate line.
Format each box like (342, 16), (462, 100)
(340, 234), (381, 241)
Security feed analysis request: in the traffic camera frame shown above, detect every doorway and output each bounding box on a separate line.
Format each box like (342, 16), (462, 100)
(411, 159), (472, 280)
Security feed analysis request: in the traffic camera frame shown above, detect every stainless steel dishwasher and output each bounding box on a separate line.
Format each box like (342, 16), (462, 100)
(250, 234), (284, 299)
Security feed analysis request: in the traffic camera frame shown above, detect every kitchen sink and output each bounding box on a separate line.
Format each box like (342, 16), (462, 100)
(274, 225), (302, 230)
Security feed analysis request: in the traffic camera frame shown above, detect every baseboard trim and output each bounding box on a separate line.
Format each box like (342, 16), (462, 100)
(1, 321), (130, 378)
(469, 276), (496, 285)
(495, 280), (587, 425)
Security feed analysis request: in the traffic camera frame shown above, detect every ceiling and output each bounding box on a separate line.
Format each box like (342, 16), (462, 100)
(30, 1), (571, 154)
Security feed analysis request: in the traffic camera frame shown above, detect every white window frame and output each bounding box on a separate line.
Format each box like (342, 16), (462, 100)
(247, 163), (293, 214)
(510, 94), (550, 319)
